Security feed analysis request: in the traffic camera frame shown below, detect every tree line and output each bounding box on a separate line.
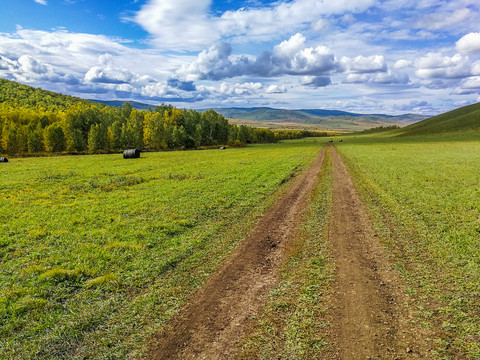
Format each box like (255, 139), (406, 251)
(0, 79), (326, 156)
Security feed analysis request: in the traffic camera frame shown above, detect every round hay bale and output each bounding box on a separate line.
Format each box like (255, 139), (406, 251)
(0, 157), (8, 163)
(123, 149), (140, 159)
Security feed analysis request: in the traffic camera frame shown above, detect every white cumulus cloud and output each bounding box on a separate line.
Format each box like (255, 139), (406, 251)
(18, 55), (49, 74)
(344, 71), (409, 84)
(141, 83), (169, 97)
(84, 54), (137, 84)
(460, 76), (480, 90)
(300, 75), (332, 87)
(218, 0), (376, 42)
(270, 33), (337, 75)
(176, 34), (338, 81)
(11, 55), (79, 85)
(0, 28), (181, 95)
(129, 0), (218, 51)
(130, 0), (377, 50)
(341, 55), (387, 74)
(0, 56), (16, 71)
(219, 82), (263, 96)
(393, 59), (412, 69)
(456, 32), (480, 54)
(265, 84), (287, 93)
(84, 67), (134, 84)
(472, 60), (480, 76)
(415, 53), (471, 79)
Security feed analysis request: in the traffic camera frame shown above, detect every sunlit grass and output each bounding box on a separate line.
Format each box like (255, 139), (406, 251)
(0, 139), (323, 359)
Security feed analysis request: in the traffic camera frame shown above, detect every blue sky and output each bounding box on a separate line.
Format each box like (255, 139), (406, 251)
(1, 0), (480, 114)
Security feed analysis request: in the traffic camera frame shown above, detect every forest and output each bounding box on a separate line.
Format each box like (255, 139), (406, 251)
(0, 79), (325, 156)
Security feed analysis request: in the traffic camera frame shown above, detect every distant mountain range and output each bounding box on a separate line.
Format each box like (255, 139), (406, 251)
(91, 100), (155, 111)
(206, 107), (428, 131)
(93, 100), (429, 132)
(207, 107), (388, 119)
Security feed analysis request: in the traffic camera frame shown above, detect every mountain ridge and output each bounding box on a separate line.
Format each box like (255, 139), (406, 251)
(199, 107), (429, 131)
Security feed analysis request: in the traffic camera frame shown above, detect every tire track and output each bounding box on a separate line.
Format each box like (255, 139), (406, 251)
(327, 146), (432, 359)
(147, 147), (326, 359)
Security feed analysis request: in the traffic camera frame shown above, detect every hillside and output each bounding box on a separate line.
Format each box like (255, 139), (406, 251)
(0, 78), (95, 110)
(398, 101), (480, 136)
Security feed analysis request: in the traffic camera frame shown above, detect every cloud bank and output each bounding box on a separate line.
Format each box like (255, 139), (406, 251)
(1, 0), (480, 114)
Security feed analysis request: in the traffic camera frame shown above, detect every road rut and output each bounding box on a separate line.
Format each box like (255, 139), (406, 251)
(148, 147), (326, 359)
(327, 146), (432, 359)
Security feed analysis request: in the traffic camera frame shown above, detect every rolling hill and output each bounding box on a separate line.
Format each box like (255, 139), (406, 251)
(210, 107), (369, 120)
(208, 107), (428, 132)
(0, 78), (95, 110)
(398, 101), (480, 136)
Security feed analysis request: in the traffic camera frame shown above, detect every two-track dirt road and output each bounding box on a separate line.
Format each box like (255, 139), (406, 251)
(147, 145), (431, 359)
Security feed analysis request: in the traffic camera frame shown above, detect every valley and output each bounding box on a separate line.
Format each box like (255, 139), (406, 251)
(1, 81), (480, 359)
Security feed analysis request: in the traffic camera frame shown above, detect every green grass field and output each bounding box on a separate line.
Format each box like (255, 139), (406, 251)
(3, 124), (480, 359)
(336, 130), (480, 358)
(0, 139), (323, 359)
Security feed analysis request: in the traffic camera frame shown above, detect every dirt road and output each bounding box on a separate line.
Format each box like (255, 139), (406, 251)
(327, 147), (431, 359)
(148, 147), (326, 359)
(147, 145), (432, 359)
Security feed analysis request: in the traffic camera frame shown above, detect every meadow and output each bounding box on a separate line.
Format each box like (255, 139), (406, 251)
(3, 126), (480, 359)
(0, 139), (323, 359)
(336, 130), (480, 358)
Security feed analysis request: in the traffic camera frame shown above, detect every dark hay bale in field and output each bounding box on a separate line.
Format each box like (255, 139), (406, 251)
(219, 146), (226, 150)
(123, 149), (140, 159)
(0, 157), (8, 163)
(339, 139), (343, 142)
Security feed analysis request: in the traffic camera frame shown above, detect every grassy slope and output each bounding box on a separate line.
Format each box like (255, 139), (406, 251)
(336, 132), (480, 358)
(399, 101), (480, 136)
(0, 139), (322, 359)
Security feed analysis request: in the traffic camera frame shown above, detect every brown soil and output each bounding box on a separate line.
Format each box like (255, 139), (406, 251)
(326, 147), (433, 359)
(147, 147), (327, 359)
